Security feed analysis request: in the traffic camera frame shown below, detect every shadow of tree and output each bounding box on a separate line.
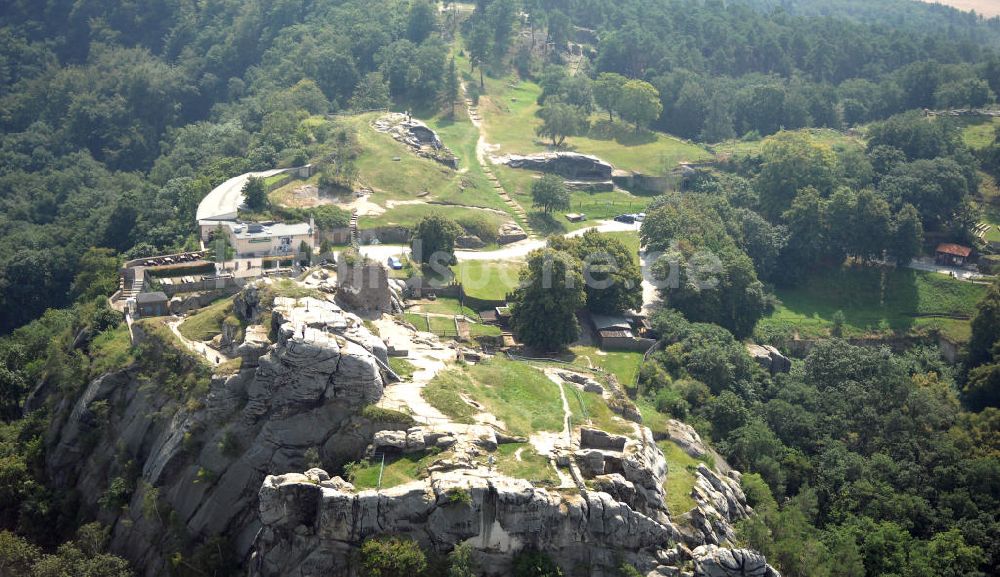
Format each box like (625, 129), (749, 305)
(528, 211), (567, 236)
(587, 119), (658, 146)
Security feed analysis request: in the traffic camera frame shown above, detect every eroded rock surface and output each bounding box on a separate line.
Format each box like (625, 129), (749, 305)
(498, 152), (614, 180)
(44, 287), (394, 577)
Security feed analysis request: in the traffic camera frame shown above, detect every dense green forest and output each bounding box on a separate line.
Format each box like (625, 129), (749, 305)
(1, 0), (1000, 576)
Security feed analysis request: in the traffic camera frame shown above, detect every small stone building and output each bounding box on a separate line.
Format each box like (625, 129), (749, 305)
(135, 291), (169, 318)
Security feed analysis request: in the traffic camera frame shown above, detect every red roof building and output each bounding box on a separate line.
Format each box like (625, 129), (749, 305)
(935, 243), (973, 266)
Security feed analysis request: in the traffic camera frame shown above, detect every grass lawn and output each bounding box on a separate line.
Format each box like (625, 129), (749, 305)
(335, 113), (512, 217)
(410, 296), (477, 317)
(495, 442), (560, 486)
(349, 450), (444, 490)
(424, 358), (565, 436)
(758, 265), (989, 342)
(566, 386), (633, 436)
(476, 76), (711, 174)
(601, 231), (642, 256)
(979, 171), (1000, 243)
(388, 357), (416, 380)
(358, 203), (509, 233)
(959, 116), (1000, 150)
(493, 164), (648, 235)
(711, 128), (865, 158)
(263, 173), (289, 188)
(89, 326), (136, 376)
(453, 260), (523, 301)
(657, 440), (700, 515)
(178, 298), (238, 342)
(565, 346), (645, 387)
(469, 322), (502, 337)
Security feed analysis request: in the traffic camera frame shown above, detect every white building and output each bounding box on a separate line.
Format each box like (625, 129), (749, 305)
(223, 222), (314, 258)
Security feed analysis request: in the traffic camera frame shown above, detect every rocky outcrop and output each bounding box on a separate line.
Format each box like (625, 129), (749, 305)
(746, 344), (791, 375)
(373, 113), (458, 169)
(456, 234), (486, 249)
(43, 292), (395, 577)
(336, 261), (395, 313)
(250, 469), (677, 577)
(680, 465), (753, 546)
(497, 222), (528, 245)
(499, 152), (614, 180)
(692, 545), (781, 577)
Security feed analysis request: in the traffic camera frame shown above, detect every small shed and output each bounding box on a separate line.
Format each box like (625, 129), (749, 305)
(565, 213), (587, 223)
(935, 243), (972, 266)
(135, 291), (169, 318)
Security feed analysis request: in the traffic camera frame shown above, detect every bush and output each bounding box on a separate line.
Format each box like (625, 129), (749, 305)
(456, 214), (499, 244)
(360, 405), (417, 426)
(360, 535), (428, 577)
(447, 543), (478, 577)
(654, 387), (689, 418)
(512, 550), (563, 577)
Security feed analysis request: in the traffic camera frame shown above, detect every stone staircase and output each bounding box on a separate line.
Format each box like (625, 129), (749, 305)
(349, 209), (359, 247)
(465, 98), (534, 237)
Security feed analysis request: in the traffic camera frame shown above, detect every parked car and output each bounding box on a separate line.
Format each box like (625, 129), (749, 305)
(387, 256), (403, 270)
(613, 214), (636, 224)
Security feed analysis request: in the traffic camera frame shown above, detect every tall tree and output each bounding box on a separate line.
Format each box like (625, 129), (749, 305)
(531, 174), (571, 214)
(535, 100), (586, 147)
(510, 249), (586, 351)
(407, 0), (437, 44)
(593, 73), (627, 121)
(888, 203), (923, 266)
(618, 79), (663, 133)
(444, 57), (460, 117)
(411, 215), (463, 266)
(242, 176), (268, 211)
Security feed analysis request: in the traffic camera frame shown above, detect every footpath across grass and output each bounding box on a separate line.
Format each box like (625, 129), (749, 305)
(758, 265), (988, 342)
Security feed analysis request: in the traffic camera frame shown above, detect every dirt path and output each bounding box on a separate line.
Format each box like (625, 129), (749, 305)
(372, 317), (455, 425)
(460, 79), (536, 236)
(167, 318), (232, 366)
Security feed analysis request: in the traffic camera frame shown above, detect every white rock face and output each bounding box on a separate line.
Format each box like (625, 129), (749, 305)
(250, 469), (678, 577)
(691, 545), (781, 577)
(43, 289), (393, 577)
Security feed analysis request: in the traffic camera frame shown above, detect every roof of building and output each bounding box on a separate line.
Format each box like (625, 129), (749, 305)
(936, 243), (973, 257)
(598, 329), (634, 339)
(136, 291), (168, 304)
(591, 313), (632, 331)
(196, 168), (290, 223)
(479, 310), (499, 322)
(228, 221), (312, 241)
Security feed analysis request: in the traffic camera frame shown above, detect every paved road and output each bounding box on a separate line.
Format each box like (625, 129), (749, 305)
(196, 168), (290, 222)
(906, 257), (990, 281)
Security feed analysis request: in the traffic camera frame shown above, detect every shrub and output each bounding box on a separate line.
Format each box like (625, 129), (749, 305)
(359, 535), (428, 577)
(447, 543), (478, 577)
(654, 387), (689, 418)
(447, 488), (472, 506)
(512, 550), (563, 577)
(360, 405), (416, 426)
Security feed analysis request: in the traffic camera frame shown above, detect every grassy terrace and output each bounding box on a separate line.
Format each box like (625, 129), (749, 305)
(178, 297), (239, 342)
(473, 73), (711, 175)
(711, 128), (865, 158)
(424, 358), (564, 437)
(89, 325), (137, 376)
(338, 112), (512, 217)
(349, 450), (444, 490)
(495, 442), (560, 486)
(565, 346), (645, 387)
(657, 440), (702, 515)
(758, 265), (989, 342)
(493, 165), (649, 235)
(959, 115), (1000, 150)
(358, 202), (509, 233)
(452, 260), (523, 301)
